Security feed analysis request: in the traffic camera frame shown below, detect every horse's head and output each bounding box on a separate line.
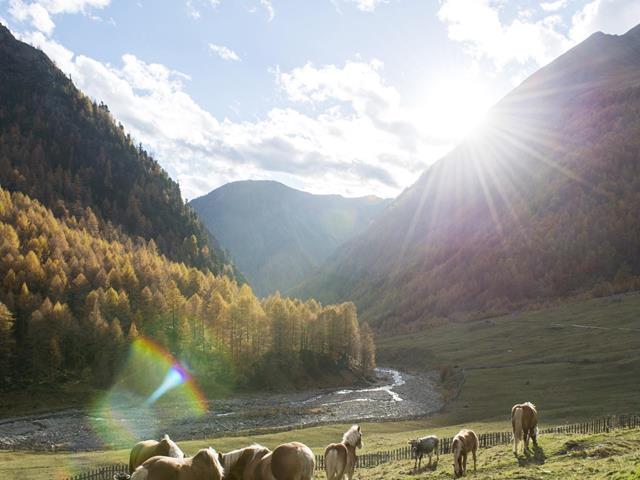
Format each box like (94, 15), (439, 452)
(452, 439), (463, 477)
(161, 434), (185, 458)
(342, 424), (363, 449)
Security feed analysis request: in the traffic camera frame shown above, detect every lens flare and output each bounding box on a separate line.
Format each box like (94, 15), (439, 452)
(89, 337), (207, 447)
(144, 364), (189, 407)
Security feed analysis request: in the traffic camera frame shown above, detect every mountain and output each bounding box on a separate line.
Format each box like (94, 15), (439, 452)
(0, 24), (234, 277)
(295, 25), (640, 331)
(190, 180), (390, 296)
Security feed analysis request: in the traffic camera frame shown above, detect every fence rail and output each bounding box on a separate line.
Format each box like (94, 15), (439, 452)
(65, 414), (640, 479)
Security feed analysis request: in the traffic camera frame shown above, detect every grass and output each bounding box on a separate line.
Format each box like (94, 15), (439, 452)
(377, 292), (640, 425)
(357, 428), (640, 479)
(2, 293), (640, 479)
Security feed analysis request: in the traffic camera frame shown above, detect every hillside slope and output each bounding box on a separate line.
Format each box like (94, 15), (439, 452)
(295, 25), (640, 330)
(0, 24), (233, 276)
(190, 180), (389, 295)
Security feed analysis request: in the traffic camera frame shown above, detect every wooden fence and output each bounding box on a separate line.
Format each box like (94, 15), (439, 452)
(65, 464), (128, 480)
(65, 414), (640, 479)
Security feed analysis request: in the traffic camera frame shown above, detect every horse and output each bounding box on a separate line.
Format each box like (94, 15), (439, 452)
(220, 442), (315, 480)
(324, 424), (363, 480)
(452, 429), (478, 478)
(118, 447), (223, 480)
(408, 435), (439, 470)
(128, 434), (185, 473)
(512, 402), (538, 455)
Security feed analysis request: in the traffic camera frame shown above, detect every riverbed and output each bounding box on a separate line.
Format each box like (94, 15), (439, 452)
(0, 368), (442, 451)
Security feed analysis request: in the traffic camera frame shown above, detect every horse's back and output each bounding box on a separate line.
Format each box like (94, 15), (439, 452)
(512, 402), (538, 430)
(324, 442), (348, 480)
(454, 429), (478, 452)
(138, 455), (179, 480)
(271, 442), (314, 480)
(131, 440), (165, 473)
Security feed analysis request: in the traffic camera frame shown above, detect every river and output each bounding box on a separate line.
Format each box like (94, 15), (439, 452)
(0, 368), (442, 451)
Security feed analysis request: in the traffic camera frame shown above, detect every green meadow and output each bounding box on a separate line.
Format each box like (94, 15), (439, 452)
(2, 292), (639, 479)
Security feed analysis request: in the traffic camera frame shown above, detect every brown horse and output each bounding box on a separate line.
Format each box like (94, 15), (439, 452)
(220, 442), (315, 480)
(452, 429), (478, 478)
(512, 402), (538, 455)
(325, 425), (363, 480)
(129, 434), (185, 473)
(128, 447), (224, 480)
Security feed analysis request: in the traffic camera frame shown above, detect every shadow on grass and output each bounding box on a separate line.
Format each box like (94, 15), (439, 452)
(412, 459), (439, 474)
(517, 444), (546, 466)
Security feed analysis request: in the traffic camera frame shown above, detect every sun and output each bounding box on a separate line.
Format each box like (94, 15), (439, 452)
(416, 77), (493, 143)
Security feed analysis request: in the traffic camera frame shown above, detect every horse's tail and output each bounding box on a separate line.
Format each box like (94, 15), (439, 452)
(129, 445), (139, 473)
(325, 447), (339, 480)
(129, 467), (148, 480)
(301, 451), (315, 480)
(512, 406), (524, 454)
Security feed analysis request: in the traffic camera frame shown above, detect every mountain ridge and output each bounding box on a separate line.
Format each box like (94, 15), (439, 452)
(293, 25), (640, 330)
(190, 180), (390, 296)
(0, 23), (236, 277)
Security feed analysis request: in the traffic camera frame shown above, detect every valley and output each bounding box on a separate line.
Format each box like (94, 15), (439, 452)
(0, 368), (442, 451)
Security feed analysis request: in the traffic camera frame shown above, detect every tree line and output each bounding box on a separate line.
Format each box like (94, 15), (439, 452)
(0, 187), (375, 390)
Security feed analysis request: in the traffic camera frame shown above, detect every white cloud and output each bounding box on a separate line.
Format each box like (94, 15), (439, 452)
(570, 0), (640, 43)
(346, 0), (388, 12)
(21, 31), (459, 199)
(9, 1), (55, 35)
(438, 0), (570, 68)
(259, 0), (274, 21)
(8, 0), (110, 35)
(209, 43), (241, 62)
(540, 0), (567, 12)
(439, 0), (640, 71)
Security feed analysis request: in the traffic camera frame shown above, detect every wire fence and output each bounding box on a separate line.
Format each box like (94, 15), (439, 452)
(65, 414), (640, 479)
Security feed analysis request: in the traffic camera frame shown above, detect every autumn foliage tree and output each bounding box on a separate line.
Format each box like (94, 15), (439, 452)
(0, 187), (375, 389)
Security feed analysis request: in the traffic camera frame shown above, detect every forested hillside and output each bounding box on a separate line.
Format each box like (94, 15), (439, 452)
(0, 24), (233, 276)
(190, 181), (389, 295)
(0, 186), (375, 390)
(295, 25), (640, 331)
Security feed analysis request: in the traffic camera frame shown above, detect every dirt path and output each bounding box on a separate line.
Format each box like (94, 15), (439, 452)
(0, 368), (442, 451)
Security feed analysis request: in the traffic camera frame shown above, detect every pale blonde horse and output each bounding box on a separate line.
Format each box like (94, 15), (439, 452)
(325, 425), (362, 480)
(129, 434), (185, 473)
(220, 442), (315, 480)
(129, 447), (224, 480)
(452, 429), (478, 478)
(512, 402), (538, 455)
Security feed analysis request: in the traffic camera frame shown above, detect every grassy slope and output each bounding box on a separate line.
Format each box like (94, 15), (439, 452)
(359, 429), (640, 480)
(2, 293), (639, 479)
(378, 292), (640, 425)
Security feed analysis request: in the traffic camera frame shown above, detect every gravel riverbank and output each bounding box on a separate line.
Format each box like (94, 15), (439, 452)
(0, 368), (443, 451)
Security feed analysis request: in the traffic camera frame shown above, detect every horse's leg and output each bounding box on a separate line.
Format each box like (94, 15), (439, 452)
(524, 430), (530, 451)
(531, 428), (538, 447)
(428, 452), (432, 467)
(472, 448), (477, 473)
(462, 452), (467, 475)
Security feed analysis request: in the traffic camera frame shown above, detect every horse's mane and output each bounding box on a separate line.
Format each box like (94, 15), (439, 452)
(207, 448), (225, 479)
(222, 444), (269, 469)
(342, 425), (361, 447)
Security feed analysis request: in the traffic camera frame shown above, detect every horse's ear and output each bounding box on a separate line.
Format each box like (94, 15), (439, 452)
(357, 425), (361, 432)
(162, 433), (170, 440)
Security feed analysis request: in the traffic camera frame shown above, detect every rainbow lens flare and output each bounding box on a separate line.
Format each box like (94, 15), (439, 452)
(89, 337), (207, 447)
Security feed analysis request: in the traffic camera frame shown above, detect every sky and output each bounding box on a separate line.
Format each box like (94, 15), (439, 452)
(1, 0), (639, 200)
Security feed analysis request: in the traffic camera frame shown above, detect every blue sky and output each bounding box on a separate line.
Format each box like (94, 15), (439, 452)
(1, 0), (639, 199)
